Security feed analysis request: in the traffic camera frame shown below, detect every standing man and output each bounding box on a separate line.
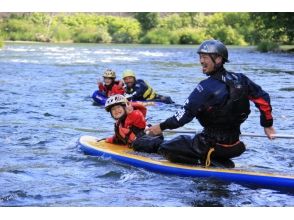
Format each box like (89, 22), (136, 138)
(146, 39), (275, 167)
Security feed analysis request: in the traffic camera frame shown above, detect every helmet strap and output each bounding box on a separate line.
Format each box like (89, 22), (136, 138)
(209, 54), (216, 64)
(209, 54), (223, 72)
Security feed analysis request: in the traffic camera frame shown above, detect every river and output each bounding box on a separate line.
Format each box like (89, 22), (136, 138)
(0, 42), (293, 206)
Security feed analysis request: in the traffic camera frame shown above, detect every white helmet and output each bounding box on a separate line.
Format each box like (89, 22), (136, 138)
(105, 94), (127, 112)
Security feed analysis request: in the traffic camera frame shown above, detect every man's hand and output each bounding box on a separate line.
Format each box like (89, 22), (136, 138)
(145, 124), (162, 136)
(264, 126), (276, 140)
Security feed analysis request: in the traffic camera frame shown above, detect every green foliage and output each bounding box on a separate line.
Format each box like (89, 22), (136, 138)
(208, 25), (247, 45)
(179, 13), (205, 28)
(50, 23), (72, 42)
(222, 13), (251, 30)
(175, 28), (207, 44)
(257, 40), (280, 52)
(205, 13), (225, 27)
(112, 30), (134, 43)
(141, 28), (179, 44)
(251, 13), (294, 44)
(28, 13), (52, 25)
(134, 13), (159, 32)
(0, 19), (4, 46)
(94, 27), (112, 43)
(73, 25), (111, 43)
(59, 13), (104, 27)
(159, 13), (206, 31)
(107, 16), (141, 43)
(2, 18), (47, 41)
(0, 12), (292, 47)
(222, 13), (255, 44)
(159, 14), (185, 31)
(205, 13), (247, 45)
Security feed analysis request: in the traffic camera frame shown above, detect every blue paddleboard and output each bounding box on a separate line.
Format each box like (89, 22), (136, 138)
(78, 135), (294, 191)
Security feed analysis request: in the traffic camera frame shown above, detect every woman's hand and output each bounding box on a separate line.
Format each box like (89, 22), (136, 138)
(125, 101), (133, 114)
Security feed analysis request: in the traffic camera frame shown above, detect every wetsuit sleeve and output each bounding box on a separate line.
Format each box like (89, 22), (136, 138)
(160, 82), (214, 130)
(244, 74), (273, 127)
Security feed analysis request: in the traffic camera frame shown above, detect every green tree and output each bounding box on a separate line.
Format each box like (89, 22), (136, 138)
(106, 16), (141, 43)
(175, 28), (207, 44)
(251, 13), (294, 44)
(222, 13), (255, 44)
(159, 14), (184, 30)
(50, 23), (72, 42)
(134, 12), (159, 32)
(73, 25), (111, 43)
(179, 12), (204, 28)
(2, 18), (46, 41)
(141, 28), (179, 44)
(0, 19), (3, 47)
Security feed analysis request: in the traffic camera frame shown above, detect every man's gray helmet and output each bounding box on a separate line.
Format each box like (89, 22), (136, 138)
(197, 39), (229, 63)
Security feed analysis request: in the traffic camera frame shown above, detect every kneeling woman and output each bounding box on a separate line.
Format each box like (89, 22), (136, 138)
(105, 94), (163, 153)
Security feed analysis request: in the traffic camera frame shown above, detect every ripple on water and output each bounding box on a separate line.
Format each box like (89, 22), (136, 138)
(95, 170), (123, 179)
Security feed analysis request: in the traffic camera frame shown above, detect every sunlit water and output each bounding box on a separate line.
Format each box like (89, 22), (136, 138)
(0, 42), (293, 206)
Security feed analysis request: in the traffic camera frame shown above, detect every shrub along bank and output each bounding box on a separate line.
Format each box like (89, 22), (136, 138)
(0, 13), (292, 52)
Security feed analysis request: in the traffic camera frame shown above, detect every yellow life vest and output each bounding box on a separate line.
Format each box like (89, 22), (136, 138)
(143, 81), (156, 100)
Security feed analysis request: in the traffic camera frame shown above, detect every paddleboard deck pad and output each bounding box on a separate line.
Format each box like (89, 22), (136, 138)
(78, 135), (294, 191)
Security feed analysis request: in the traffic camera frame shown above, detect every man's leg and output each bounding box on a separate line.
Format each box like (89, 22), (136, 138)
(159, 135), (203, 165)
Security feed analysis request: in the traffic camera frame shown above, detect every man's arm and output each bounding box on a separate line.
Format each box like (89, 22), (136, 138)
(243, 74), (275, 139)
(245, 74), (273, 127)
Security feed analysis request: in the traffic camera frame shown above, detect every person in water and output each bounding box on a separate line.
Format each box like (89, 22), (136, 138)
(146, 39), (275, 167)
(105, 94), (163, 153)
(122, 69), (174, 104)
(97, 69), (124, 97)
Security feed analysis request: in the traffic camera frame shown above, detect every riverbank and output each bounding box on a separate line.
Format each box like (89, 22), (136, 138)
(280, 45), (294, 53)
(0, 13), (293, 47)
(2, 40), (294, 53)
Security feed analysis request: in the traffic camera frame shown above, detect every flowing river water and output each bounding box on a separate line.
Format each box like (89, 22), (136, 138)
(0, 42), (293, 206)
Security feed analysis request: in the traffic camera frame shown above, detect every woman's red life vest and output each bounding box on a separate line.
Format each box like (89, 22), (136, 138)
(98, 80), (124, 97)
(131, 102), (147, 117)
